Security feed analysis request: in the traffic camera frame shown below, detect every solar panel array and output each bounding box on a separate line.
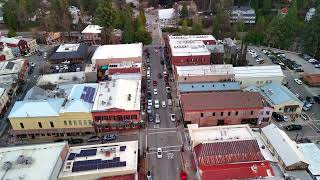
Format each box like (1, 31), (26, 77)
(72, 157), (126, 172)
(120, 146), (126, 151)
(80, 86), (96, 103)
(67, 153), (76, 160)
(76, 149), (97, 157)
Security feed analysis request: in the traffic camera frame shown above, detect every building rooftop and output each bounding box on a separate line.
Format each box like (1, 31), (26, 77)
(8, 98), (65, 118)
(206, 44), (224, 53)
(158, 8), (175, 19)
(261, 124), (308, 167)
(108, 62), (142, 69)
(92, 79), (141, 112)
(175, 64), (234, 77)
(0, 36), (20, 45)
(111, 73), (142, 80)
(231, 6), (255, 13)
(178, 82), (240, 93)
(0, 74), (18, 91)
(61, 83), (98, 113)
(298, 143), (320, 176)
(168, 35), (216, 42)
(169, 40), (210, 57)
(0, 142), (67, 180)
(37, 72), (86, 86)
(259, 83), (302, 105)
(0, 59), (26, 76)
(23, 86), (48, 101)
(81, 25), (103, 34)
(234, 65), (284, 78)
(91, 43), (142, 60)
(59, 141), (138, 179)
(49, 43), (87, 60)
(181, 91), (264, 111)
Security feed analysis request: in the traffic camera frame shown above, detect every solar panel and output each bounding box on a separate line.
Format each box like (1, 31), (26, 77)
(67, 153), (76, 160)
(120, 146), (126, 151)
(113, 157), (120, 162)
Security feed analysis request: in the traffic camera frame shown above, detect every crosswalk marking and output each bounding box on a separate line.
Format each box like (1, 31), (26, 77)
(167, 153), (174, 159)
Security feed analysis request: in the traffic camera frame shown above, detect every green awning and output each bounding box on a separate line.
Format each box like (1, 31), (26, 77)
(100, 65), (109, 70)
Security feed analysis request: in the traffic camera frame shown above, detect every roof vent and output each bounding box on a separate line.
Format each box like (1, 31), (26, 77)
(109, 96), (112, 101)
(107, 88), (110, 92)
(2, 161), (12, 171)
(128, 94), (131, 101)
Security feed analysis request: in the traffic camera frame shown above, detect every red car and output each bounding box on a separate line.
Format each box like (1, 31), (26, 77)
(153, 80), (157, 86)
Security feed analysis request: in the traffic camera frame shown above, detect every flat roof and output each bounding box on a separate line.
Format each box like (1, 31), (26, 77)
(56, 44), (80, 52)
(181, 91), (263, 111)
(169, 40), (210, 57)
(158, 8), (175, 19)
(260, 83), (302, 105)
(81, 25), (103, 34)
(187, 124), (256, 148)
(178, 82), (240, 93)
(0, 142), (67, 180)
(0, 59), (26, 76)
(111, 73), (142, 80)
(37, 72), (86, 86)
(109, 62), (142, 69)
(168, 35), (216, 42)
(92, 43), (142, 60)
(176, 64), (234, 77)
(59, 141), (138, 179)
(262, 124), (308, 167)
(8, 98), (65, 118)
(92, 79), (141, 112)
(50, 43), (87, 60)
(0, 36), (20, 45)
(234, 65), (284, 78)
(298, 143), (320, 176)
(61, 83), (98, 113)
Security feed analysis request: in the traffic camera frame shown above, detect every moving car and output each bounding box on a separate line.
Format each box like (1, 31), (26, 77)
(155, 113), (160, 124)
(148, 99), (153, 106)
(147, 71), (151, 78)
(103, 134), (117, 141)
(165, 87), (171, 93)
(68, 138), (83, 144)
(158, 73), (162, 78)
(147, 105), (152, 114)
(154, 100), (160, 109)
(161, 101), (166, 108)
(87, 136), (101, 142)
(153, 89), (158, 95)
(167, 99), (172, 106)
(285, 124), (302, 131)
(147, 171), (152, 180)
(170, 114), (176, 122)
(294, 79), (303, 85)
(157, 148), (163, 158)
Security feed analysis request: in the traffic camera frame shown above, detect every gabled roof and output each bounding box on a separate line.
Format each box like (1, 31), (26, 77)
(8, 99), (65, 118)
(194, 140), (264, 166)
(262, 124), (308, 167)
(297, 143), (320, 176)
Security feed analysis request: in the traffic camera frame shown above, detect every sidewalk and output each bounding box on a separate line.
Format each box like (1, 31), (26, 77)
(181, 147), (197, 180)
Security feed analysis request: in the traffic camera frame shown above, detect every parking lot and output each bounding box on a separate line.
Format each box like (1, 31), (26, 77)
(49, 63), (83, 74)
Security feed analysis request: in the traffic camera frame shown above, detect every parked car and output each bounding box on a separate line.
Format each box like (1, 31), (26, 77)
(148, 99), (153, 106)
(157, 148), (163, 158)
(300, 113), (310, 121)
(147, 170), (153, 180)
(272, 112), (287, 121)
(158, 73), (162, 78)
(153, 80), (157, 86)
(298, 53), (312, 61)
(68, 138), (83, 144)
(147, 105), (152, 114)
(54, 139), (65, 142)
(308, 58), (318, 63)
(294, 79), (303, 85)
(167, 99), (172, 106)
(170, 114), (176, 122)
(103, 134), (117, 141)
(313, 95), (320, 103)
(306, 96), (315, 104)
(148, 115), (154, 122)
(285, 124), (302, 131)
(154, 100), (160, 109)
(153, 88), (158, 95)
(155, 113), (160, 124)
(87, 136), (101, 142)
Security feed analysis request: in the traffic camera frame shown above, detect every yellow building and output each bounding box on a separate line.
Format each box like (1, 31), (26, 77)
(9, 84), (98, 138)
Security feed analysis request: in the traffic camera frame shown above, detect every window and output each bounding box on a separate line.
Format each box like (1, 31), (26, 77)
(221, 112), (224, 116)
(79, 120), (82, 125)
(251, 111), (254, 115)
(266, 111), (270, 115)
(20, 123), (24, 129)
(73, 120), (77, 125)
(256, 81), (259, 84)
(83, 120), (87, 125)
(88, 120), (92, 124)
(228, 112), (231, 116)
(235, 111), (238, 115)
(68, 121), (72, 125)
(50, 122), (54, 128)
(131, 115), (138, 119)
(64, 121), (67, 125)
(212, 112), (215, 116)
(201, 113), (203, 117)
(38, 122), (42, 128)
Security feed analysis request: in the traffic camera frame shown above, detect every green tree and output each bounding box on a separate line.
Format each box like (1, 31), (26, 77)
(94, 0), (116, 28)
(180, 3), (188, 19)
(191, 19), (203, 35)
(262, 0), (272, 14)
(212, 8), (231, 39)
(255, 15), (267, 33)
(135, 29), (152, 45)
(302, 5), (320, 58)
(7, 28), (17, 37)
(180, 19), (189, 35)
(139, 9), (146, 25)
(3, 1), (18, 30)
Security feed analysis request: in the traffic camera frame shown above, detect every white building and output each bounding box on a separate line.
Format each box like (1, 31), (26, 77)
(59, 141), (139, 180)
(0, 142), (68, 180)
(158, 8), (177, 27)
(68, 6), (80, 24)
(37, 72), (86, 86)
(234, 65), (285, 88)
(261, 124), (309, 172)
(298, 143), (320, 179)
(230, 6), (256, 24)
(305, 8), (316, 21)
(1, 43), (14, 60)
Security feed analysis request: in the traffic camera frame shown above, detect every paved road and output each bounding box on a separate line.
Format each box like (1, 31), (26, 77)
(144, 12), (182, 180)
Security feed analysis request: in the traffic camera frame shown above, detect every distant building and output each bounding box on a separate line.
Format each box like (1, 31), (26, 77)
(158, 8), (177, 27)
(59, 141), (138, 180)
(230, 6), (256, 24)
(0, 88), (9, 117)
(305, 8), (316, 21)
(0, 36), (29, 55)
(16, 37), (39, 54)
(0, 142), (68, 180)
(298, 143), (320, 179)
(244, 83), (304, 116)
(206, 44), (224, 64)
(261, 124), (309, 172)
(180, 91), (272, 127)
(42, 32), (62, 45)
(188, 124), (275, 180)
(303, 73), (320, 86)
(68, 6), (80, 24)
(92, 79), (142, 132)
(177, 81), (240, 94)
(49, 43), (87, 64)
(0, 59), (29, 80)
(81, 25), (103, 45)
(1, 43), (14, 60)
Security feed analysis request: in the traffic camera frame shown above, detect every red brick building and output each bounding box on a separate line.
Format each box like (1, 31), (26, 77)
(81, 25), (103, 45)
(180, 91), (272, 127)
(167, 35), (216, 66)
(91, 80), (142, 133)
(0, 36), (29, 55)
(303, 73), (320, 86)
(108, 62), (141, 75)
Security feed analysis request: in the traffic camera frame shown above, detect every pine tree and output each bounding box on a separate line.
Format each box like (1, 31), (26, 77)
(94, 0), (116, 28)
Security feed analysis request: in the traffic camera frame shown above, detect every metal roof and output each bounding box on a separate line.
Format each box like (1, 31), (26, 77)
(298, 143), (320, 176)
(49, 43), (87, 60)
(260, 83), (302, 105)
(178, 82), (240, 93)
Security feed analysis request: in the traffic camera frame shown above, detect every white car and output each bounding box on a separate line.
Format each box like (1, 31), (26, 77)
(155, 113), (160, 124)
(148, 99), (153, 106)
(147, 106), (152, 114)
(154, 100), (160, 109)
(309, 58), (318, 63)
(161, 101), (166, 108)
(153, 89), (158, 95)
(283, 115), (288, 122)
(157, 148), (163, 159)
(170, 114), (176, 122)
(294, 79), (303, 85)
